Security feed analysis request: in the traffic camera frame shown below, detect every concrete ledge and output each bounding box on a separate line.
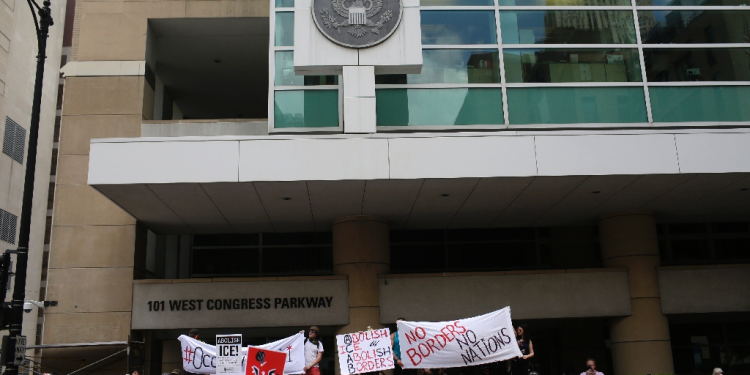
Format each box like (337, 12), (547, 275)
(379, 269), (632, 322)
(61, 61), (146, 77)
(378, 267), (626, 279)
(132, 275), (348, 284)
(89, 131), (750, 185)
(659, 265), (750, 314)
(141, 119), (269, 137)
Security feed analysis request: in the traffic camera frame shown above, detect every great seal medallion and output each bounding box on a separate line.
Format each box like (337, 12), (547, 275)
(312, 0), (403, 48)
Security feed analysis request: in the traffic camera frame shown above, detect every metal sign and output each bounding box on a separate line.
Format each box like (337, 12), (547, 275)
(216, 334), (243, 375)
(312, 0), (403, 48)
(14, 335), (26, 366)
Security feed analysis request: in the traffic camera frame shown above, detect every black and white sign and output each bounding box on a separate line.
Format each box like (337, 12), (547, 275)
(336, 329), (394, 375)
(217, 334), (243, 375)
(14, 335), (26, 366)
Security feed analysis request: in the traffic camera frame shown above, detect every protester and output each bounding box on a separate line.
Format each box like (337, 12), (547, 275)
(580, 358), (604, 375)
(511, 326), (534, 375)
(304, 326), (324, 375)
(392, 318), (407, 375)
(189, 328), (200, 341)
(712, 369), (723, 375)
(185, 329), (201, 375)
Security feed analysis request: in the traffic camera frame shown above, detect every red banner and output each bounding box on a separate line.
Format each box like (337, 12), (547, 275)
(245, 347), (287, 375)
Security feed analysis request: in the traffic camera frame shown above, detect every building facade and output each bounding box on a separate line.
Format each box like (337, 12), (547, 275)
(44, 0), (750, 373)
(0, 0), (66, 369)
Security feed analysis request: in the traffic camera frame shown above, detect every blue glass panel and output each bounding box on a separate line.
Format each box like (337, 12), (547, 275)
(507, 87), (647, 124)
(421, 11), (497, 45)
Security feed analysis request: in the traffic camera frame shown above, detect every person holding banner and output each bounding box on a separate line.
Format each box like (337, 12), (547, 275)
(304, 326), (324, 375)
(511, 326), (534, 375)
(391, 318), (411, 375)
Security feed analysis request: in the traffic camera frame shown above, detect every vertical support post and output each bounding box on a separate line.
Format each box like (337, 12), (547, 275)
(598, 211), (674, 375)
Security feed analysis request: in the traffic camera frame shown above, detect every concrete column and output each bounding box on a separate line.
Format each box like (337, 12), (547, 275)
(598, 212), (674, 375)
(332, 215), (389, 334)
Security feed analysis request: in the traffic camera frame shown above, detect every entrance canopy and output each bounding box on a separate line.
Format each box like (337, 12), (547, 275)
(88, 131), (750, 233)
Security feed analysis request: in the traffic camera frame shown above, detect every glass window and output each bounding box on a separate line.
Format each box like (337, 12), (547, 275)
(637, 0), (746, 5)
(376, 49), (501, 84)
(274, 90), (339, 128)
(504, 48), (642, 83)
(500, 11), (637, 44)
(644, 48), (750, 82)
(649, 86), (750, 122)
(671, 239), (712, 262)
(377, 88), (504, 126)
(500, 0), (630, 5)
(421, 11), (498, 45)
(262, 246), (333, 275)
(506, 87), (647, 124)
(423, 0), (493, 5)
(275, 52), (338, 86)
(275, 12), (294, 46)
(391, 244), (447, 273)
(639, 11), (750, 44)
(447, 242), (537, 271)
(714, 238), (750, 261)
(276, 0), (294, 7)
(193, 248), (259, 276)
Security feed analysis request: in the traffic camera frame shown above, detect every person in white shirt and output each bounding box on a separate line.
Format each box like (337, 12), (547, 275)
(580, 359), (604, 375)
(304, 326), (324, 375)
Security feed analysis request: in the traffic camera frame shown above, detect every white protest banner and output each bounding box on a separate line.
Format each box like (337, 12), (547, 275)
(179, 332), (305, 374)
(336, 328), (395, 375)
(397, 307), (522, 369)
(261, 332), (305, 374)
(217, 334), (243, 375)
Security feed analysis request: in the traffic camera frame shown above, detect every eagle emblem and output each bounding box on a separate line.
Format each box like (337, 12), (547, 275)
(319, 0), (393, 38)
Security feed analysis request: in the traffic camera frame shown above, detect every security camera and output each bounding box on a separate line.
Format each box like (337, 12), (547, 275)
(23, 300), (57, 313)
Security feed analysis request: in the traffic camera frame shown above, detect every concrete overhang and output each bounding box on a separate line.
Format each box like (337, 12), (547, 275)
(88, 131), (750, 233)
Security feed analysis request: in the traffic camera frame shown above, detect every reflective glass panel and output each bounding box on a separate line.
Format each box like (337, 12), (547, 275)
(376, 49), (501, 84)
(640, 11), (750, 44)
(275, 52), (338, 86)
(507, 87), (647, 124)
(499, 0), (630, 5)
(500, 11), (637, 44)
(376, 88), (504, 126)
(421, 11), (498, 45)
(275, 12), (294, 46)
(649, 86), (750, 122)
(504, 49), (642, 83)
(276, 0), (294, 7)
(422, 0), (493, 5)
(644, 48), (750, 81)
(274, 90), (339, 128)
(637, 0), (745, 5)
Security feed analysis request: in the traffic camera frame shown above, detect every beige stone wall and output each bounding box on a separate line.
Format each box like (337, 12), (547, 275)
(73, 0), (269, 63)
(42, 75), (142, 373)
(43, 0), (270, 372)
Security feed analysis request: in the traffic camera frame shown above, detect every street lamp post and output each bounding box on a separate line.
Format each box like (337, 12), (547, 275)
(3, 0), (54, 374)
